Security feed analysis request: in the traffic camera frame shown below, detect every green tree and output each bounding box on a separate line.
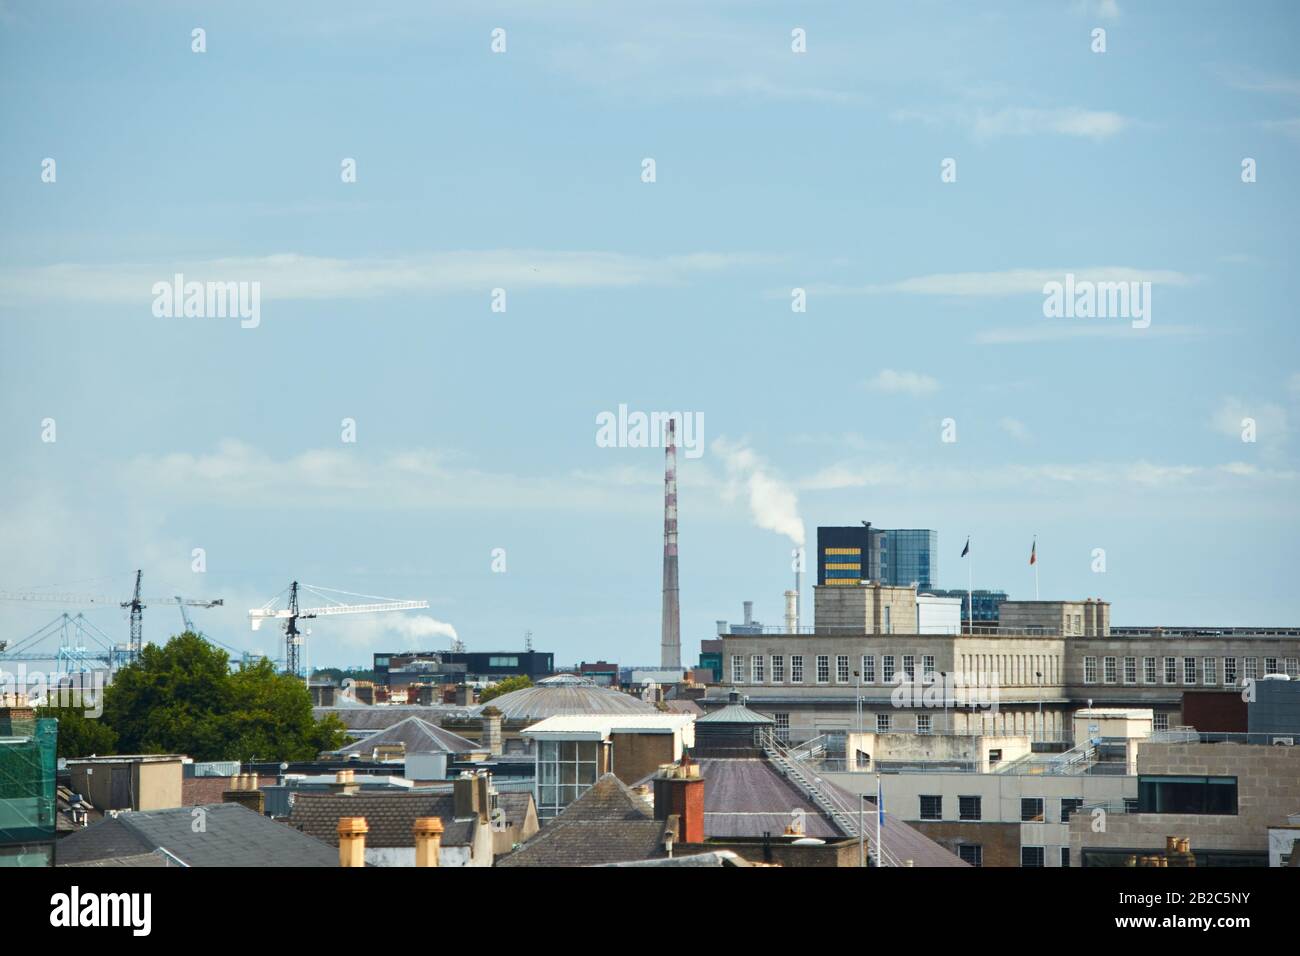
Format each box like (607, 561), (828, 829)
(101, 631), (347, 761)
(478, 674), (531, 703)
(36, 704), (118, 759)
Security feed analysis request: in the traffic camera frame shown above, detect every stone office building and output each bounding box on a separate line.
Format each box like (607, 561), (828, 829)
(704, 585), (1300, 748)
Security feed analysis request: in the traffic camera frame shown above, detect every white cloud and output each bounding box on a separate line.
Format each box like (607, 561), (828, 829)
(809, 266), (1195, 299)
(867, 369), (940, 396)
(892, 106), (1133, 142)
(0, 250), (775, 306)
(974, 324), (1201, 345)
(999, 417), (1030, 441)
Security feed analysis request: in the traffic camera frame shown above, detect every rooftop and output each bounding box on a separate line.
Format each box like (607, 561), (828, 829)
(522, 714), (695, 738)
(56, 803), (337, 867)
(335, 715), (482, 756)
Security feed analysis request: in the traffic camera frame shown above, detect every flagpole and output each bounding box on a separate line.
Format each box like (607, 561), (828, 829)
(967, 536), (973, 636)
(1034, 535), (1040, 600)
(876, 772), (883, 867)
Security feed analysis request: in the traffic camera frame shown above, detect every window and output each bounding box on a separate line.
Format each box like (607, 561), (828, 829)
(1138, 775), (1238, 815)
(816, 655), (830, 684)
(1143, 657), (1157, 683)
(1265, 657), (1279, 676)
(1103, 657), (1117, 684)
(1288, 658), (1299, 678)
(536, 739), (600, 820)
(919, 795), (942, 821)
(883, 656), (895, 683)
(1083, 657), (1098, 684)
(1021, 846), (1045, 868)
(771, 655), (785, 683)
(837, 655), (850, 683)
(903, 655), (915, 681)
(959, 796), (981, 821)
(1164, 657), (1177, 684)
(923, 655), (936, 676)
(876, 713), (891, 733)
(774, 712), (790, 742)
(752, 655), (765, 683)
(1244, 657), (1258, 681)
(917, 714), (932, 735)
(958, 844), (983, 867)
(731, 655), (744, 683)
(1061, 798), (1083, 822)
(1154, 712), (1169, 732)
(1124, 798), (1139, 814)
(863, 655), (875, 683)
(1183, 657), (1197, 685)
(883, 606), (892, 633)
(791, 655), (804, 683)
(1060, 847), (1070, 868)
(488, 656), (519, 667)
(1021, 797), (1045, 823)
(1124, 657), (1137, 684)
(1224, 657), (1237, 685)
(1203, 657), (1217, 686)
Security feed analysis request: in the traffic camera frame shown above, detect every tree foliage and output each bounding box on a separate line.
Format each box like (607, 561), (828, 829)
(478, 674), (532, 703)
(98, 632), (347, 761)
(36, 703), (118, 759)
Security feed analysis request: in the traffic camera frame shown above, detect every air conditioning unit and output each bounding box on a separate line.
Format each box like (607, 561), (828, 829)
(1271, 737), (1294, 747)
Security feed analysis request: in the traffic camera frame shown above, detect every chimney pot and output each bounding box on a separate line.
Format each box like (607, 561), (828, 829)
(337, 816), (368, 868)
(414, 816), (444, 867)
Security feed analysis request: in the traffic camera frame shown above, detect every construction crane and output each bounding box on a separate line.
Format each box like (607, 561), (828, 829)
(249, 582), (429, 679)
(0, 570), (223, 662)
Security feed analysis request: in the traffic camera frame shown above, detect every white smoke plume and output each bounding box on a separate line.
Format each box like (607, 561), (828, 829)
(712, 438), (806, 547)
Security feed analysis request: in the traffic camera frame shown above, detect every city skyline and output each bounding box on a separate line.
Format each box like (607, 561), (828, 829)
(2, 1), (1299, 669)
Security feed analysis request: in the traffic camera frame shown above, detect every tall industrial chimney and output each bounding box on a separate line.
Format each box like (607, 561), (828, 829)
(660, 417), (681, 668)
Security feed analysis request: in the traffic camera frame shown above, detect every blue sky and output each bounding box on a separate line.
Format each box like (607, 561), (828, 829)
(1, 1), (1298, 670)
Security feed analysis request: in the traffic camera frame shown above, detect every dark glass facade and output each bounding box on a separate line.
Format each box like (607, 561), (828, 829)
(817, 525), (938, 590)
(925, 589), (1009, 623)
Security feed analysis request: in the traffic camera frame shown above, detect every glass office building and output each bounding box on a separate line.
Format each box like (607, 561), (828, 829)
(925, 589), (1008, 623)
(817, 525), (938, 590)
(0, 717), (57, 867)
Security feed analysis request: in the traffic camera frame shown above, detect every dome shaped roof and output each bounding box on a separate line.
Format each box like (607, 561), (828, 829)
(483, 673), (659, 722)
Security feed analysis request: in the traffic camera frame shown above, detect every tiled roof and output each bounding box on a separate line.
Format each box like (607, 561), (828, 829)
(314, 705), (477, 732)
(336, 716), (480, 755)
(287, 791), (479, 848)
(662, 700), (704, 716)
(496, 774), (669, 867)
(56, 803), (338, 867)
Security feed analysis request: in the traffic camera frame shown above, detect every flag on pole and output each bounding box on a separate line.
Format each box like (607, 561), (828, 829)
(961, 537), (969, 558)
(876, 776), (885, 828)
(1029, 538), (1037, 566)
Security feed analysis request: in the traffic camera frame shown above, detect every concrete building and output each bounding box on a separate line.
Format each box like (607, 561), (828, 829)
(521, 713), (695, 820)
(706, 584), (1300, 751)
(65, 755), (184, 813)
(1068, 735), (1300, 866)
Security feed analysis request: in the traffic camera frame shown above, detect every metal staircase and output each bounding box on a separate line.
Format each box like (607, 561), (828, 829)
(758, 728), (903, 866)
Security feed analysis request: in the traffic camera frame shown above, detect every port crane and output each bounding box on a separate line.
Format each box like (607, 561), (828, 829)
(0, 570), (224, 662)
(249, 582), (428, 679)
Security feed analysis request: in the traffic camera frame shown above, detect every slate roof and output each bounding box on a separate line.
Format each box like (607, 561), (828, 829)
(314, 705), (477, 732)
(495, 774), (670, 867)
(287, 791), (479, 848)
(662, 699), (704, 716)
(693, 757), (967, 867)
(486, 675), (659, 722)
(695, 703), (774, 725)
(336, 716), (480, 756)
(55, 803), (338, 867)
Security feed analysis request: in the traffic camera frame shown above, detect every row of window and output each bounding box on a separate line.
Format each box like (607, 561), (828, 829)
(1082, 655), (1299, 686)
(918, 795), (1108, 824)
(731, 653), (941, 685)
(956, 844), (1072, 867)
